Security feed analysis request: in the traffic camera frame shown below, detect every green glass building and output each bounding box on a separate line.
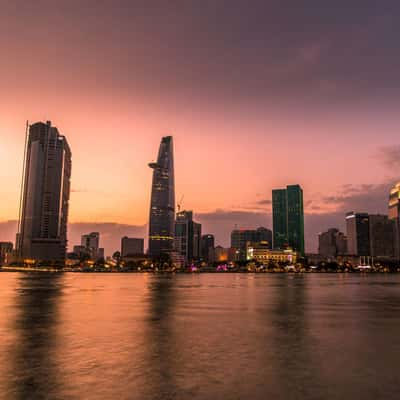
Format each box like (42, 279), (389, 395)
(272, 185), (304, 255)
(272, 189), (288, 250)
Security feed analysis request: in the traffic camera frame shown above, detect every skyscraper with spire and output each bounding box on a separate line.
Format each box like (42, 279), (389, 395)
(16, 121), (72, 262)
(148, 136), (175, 257)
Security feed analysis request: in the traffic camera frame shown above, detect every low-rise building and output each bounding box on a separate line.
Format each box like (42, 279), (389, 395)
(246, 241), (298, 264)
(210, 246), (236, 263)
(73, 245), (89, 259)
(0, 242), (13, 265)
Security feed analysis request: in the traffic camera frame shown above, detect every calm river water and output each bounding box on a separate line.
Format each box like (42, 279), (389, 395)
(0, 272), (399, 399)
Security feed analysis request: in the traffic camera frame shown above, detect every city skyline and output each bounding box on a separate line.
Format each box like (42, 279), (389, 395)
(0, 121), (399, 255)
(2, 3), (400, 399)
(1, 1), (400, 254)
(0, 120), (398, 256)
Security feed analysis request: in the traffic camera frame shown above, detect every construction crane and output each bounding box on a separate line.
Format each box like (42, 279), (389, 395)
(177, 195), (184, 213)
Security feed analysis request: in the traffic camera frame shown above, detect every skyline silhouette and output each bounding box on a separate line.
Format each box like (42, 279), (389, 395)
(0, 123), (397, 256)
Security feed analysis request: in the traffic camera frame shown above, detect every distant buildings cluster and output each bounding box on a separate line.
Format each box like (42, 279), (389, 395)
(318, 228), (347, 258)
(1, 121), (399, 269)
(316, 183), (400, 264)
(72, 232), (104, 260)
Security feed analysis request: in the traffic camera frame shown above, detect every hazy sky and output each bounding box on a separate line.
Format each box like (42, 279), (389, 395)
(1, 0), (400, 254)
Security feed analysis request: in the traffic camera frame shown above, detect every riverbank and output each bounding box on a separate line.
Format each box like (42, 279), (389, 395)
(1, 266), (399, 273)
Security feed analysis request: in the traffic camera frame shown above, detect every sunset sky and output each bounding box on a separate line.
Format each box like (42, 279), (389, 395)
(1, 0), (400, 254)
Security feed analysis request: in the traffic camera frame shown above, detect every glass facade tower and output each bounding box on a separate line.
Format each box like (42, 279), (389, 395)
(287, 185), (305, 255)
(16, 121), (72, 262)
(272, 189), (288, 250)
(148, 136), (175, 257)
(272, 185), (304, 255)
(345, 212), (370, 256)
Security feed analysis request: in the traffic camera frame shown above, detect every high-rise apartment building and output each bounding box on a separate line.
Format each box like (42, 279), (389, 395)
(346, 212), (370, 256)
(81, 232), (99, 252)
(255, 227), (273, 245)
(230, 227), (272, 260)
(318, 228), (347, 258)
(148, 136), (175, 257)
(16, 121), (71, 262)
(272, 185), (304, 254)
(193, 222), (201, 261)
(81, 232), (102, 259)
(369, 215), (395, 258)
(121, 237), (144, 257)
(346, 212), (395, 258)
(200, 234), (215, 261)
(389, 183), (400, 220)
(174, 210), (201, 263)
(389, 182), (400, 260)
